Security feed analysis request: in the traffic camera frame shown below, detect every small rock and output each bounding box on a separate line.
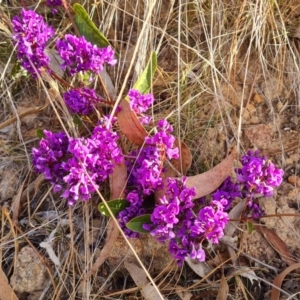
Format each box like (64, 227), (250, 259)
(288, 175), (300, 187)
(107, 234), (175, 274)
(242, 103), (256, 121)
(0, 169), (20, 201)
(253, 93), (264, 104)
(10, 246), (50, 293)
(244, 124), (273, 149)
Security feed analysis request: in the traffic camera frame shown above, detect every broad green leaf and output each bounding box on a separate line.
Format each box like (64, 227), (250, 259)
(126, 214), (152, 234)
(36, 129), (45, 139)
(130, 51), (157, 96)
(98, 199), (129, 217)
(247, 221), (254, 234)
(73, 3), (110, 48)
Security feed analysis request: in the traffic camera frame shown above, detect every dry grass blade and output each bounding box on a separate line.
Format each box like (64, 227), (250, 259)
(271, 263), (300, 300)
(0, 103), (49, 131)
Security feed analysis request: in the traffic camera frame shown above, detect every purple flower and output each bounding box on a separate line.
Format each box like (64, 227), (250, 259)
(12, 9), (54, 77)
(46, 0), (62, 6)
(145, 119), (179, 160)
(146, 177), (203, 264)
(126, 145), (163, 195)
(56, 34), (117, 76)
(117, 191), (145, 238)
(236, 150), (284, 197)
(32, 131), (69, 192)
(63, 88), (101, 115)
(212, 176), (241, 211)
(128, 89), (154, 124)
(193, 200), (228, 244)
(32, 118), (123, 205)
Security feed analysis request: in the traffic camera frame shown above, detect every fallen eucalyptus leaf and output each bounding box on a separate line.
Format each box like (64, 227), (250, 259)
(186, 147), (237, 199)
(185, 256), (212, 278)
(216, 269), (229, 300)
(124, 261), (165, 300)
(175, 286), (193, 300)
(117, 99), (148, 145)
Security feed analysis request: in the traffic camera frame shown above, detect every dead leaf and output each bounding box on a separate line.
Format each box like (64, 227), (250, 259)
(254, 224), (295, 266)
(171, 139), (192, 175)
(109, 160), (128, 200)
(175, 285), (192, 300)
(124, 261), (165, 300)
(271, 262), (300, 300)
(117, 99), (148, 146)
(216, 269), (229, 300)
(0, 268), (18, 300)
(230, 266), (258, 285)
(224, 198), (247, 237)
(12, 181), (25, 224)
(46, 49), (64, 78)
(85, 219), (119, 278)
(86, 158), (127, 278)
(185, 147), (237, 199)
(99, 68), (117, 100)
(185, 256), (213, 278)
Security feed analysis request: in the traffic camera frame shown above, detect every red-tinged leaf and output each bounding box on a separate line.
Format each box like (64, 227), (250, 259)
(117, 99), (148, 146)
(0, 268), (18, 300)
(85, 219), (119, 278)
(171, 138), (192, 175)
(271, 262), (300, 300)
(109, 159), (127, 200)
(185, 147), (237, 199)
(254, 223), (295, 266)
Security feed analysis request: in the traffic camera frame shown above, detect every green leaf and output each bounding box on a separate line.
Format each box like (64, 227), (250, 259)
(130, 51), (157, 96)
(73, 3), (110, 48)
(247, 221), (254, 234)
(98, 199), (129, 217)
(36, 129), (45, 138)
(73, 114), (83, 127)
(126, 214), (152, 234)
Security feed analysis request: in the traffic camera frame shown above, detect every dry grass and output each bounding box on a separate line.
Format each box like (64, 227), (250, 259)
(1, 0), (300, 299)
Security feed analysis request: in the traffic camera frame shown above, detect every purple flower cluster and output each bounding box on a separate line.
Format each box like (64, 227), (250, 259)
(118, 191), (146, 238)
(12, 9), (54, 77)
(212, 176), (241, 211)
(56, 34), (117, 76)
(32, 118), (123, 205)
(145, 119), (179, 160)
(126, 146), (163, 195)
(128, 89), (154, 125)
(63, 88), (101, 115)
(145, 177), (229, 265)
(32, 130), (69, 193)
(125, 119), (178, 195)
(236, 150), (284, 197)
